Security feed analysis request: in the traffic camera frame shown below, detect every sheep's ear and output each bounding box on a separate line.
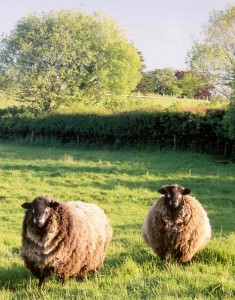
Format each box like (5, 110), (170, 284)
(183, 188), (191, 195)
(48, 201), (59, 208)
(158, 188), (166, 194)
(21, 202), (32, 209)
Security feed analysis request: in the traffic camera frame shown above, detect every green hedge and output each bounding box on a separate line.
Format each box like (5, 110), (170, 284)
(0, 107), (234, 156)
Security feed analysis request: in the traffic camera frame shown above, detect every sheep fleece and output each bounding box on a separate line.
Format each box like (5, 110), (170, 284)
(143, 195), (211, 262)
(22, 201), (112, 280)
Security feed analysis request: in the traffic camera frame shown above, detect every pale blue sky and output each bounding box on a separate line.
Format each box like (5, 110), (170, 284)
(0, 0), (233, 70)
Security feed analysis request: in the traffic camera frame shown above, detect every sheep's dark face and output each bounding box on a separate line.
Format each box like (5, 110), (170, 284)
(159, 184), (191, 209)
(21, 196), (59, 228)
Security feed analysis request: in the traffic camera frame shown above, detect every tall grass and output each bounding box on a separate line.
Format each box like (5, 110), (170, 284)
(58, 94), (227, 115)
(0, 142), (234, 299)
(0, 92), (227, 114)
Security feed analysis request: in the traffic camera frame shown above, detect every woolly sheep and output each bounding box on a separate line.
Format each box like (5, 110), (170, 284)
(142, 183), (211, 263)
(21, 196), (112, 287)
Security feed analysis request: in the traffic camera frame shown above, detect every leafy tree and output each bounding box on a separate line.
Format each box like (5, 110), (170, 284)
(135, 68), (179, 95)
(187, 5), (235, 100)
(0, 10), (141, 114)
(137, 50), (146, 73)
(174, 70), (185, 80)
(152, 68), (182, 96)
(135, 71), (155, 94)
(176, 70), (214, 100)
(136, 68), (213, 99)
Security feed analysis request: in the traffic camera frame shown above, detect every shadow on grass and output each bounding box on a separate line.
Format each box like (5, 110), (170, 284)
(0, 265), (31, 290)
(109, 223), (164, 269)
(110, 222), (235, 269)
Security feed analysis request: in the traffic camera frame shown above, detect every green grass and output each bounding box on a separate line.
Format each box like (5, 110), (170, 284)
(0, 142), (234, 299)
(0, 92), (227, 114)
(57, 94), (227, 115)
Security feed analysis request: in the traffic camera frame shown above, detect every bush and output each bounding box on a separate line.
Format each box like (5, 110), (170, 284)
(0, 107), (233, 156)
(223, 102), (235, 141)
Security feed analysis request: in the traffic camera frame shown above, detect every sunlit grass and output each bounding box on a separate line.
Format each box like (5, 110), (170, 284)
(0, 92), (227, 115)
(58, 94), (227, 115)
(0, 142), (234, 299)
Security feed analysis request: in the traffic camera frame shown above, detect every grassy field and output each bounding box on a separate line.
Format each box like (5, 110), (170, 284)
(56, 94), (228, 116)
(0, 142), (234, 299)
(0, 92), (227, 115)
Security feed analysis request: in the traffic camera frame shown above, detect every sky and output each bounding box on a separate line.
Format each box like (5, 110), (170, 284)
(0, 0), (234, 70)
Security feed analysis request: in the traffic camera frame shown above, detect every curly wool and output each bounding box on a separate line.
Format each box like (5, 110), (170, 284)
(22, 201), (112, 283)
(143, 194), (211, 262)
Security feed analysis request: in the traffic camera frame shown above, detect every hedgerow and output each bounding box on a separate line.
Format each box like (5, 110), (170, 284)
(0, 107), (233, 156)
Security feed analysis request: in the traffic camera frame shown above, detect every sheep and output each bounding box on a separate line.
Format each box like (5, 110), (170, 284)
(142, 183), (211, 263)
(21, 195), (112, 287)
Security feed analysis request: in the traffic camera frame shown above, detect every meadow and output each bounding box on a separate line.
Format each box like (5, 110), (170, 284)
(58, 94), (227, 115)
(0, 142), (234, 299)
(0, 92), (227, 114)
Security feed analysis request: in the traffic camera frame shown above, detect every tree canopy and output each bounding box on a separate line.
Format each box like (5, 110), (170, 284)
(0, 10), (142, 114)
(176, 71), (214, 100)
(187, 5), (235, 100)
(151, 68), (182, 96)
(136, 68), (213, 99)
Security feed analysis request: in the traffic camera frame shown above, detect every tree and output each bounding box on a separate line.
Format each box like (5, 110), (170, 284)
(137, 68), (196, 97)
(0, 10), (141, 114)
(135, 71), (155, 94)
(187, 5), (235, 100)
(135, 68), (213, 99)
(135, 68), (181, 95)
(152, 68), (182, 96)
(176, 70), (214, 100)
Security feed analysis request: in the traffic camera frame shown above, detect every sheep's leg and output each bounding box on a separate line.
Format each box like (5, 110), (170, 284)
(76, 274), (86, 282)
(60, 274), (68, 286)
(179, 254), (192, 264)
(160, 251), (171, 262)
(60, 277), (66, 286)
(175, 250), (184, 262)
(175, 249), (192, 263)
(38, 276), (47, 289)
